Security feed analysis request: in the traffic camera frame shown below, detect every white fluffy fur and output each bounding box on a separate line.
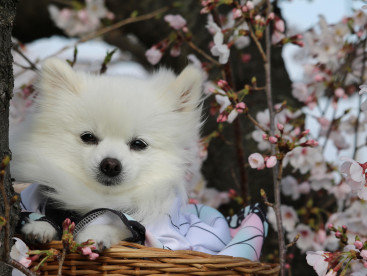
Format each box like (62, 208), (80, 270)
(11, 58), (203, 226)
(75, 224), (132, 250)
(21, 221), (58, 243)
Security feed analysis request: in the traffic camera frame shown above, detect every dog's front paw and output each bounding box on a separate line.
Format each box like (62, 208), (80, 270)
(21, 220), (58, 243)
(75, 224), (131, 251)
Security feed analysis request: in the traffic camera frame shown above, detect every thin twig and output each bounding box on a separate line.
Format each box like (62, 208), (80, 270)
(6, 259), (37, 276)
(12, 61), (36, 71)
(222, 61), (248, 203)
(262, 1), (286, 275)
(321, 107), (337, 154)
(246, 113), (268, 133)
(210, 8), (248, 203)
(224, 0), (267, 41)
(13, 6), (171, 80)
(273, 160), (286, 275)
(12, 44), (39, 72)
(260, 189), (274, 207)
(57, 247), (67, 276)
(186, 40), (222, 66)
(246, 22), (267, 63)
(50, 6), (170, 58)
(285, 234), (300, 249)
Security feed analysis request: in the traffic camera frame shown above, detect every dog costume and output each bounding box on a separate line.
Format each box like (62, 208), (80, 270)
(19, 183), (267, 261)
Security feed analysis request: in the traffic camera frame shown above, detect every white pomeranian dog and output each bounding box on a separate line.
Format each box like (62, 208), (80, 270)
(10, 58), (203, 249)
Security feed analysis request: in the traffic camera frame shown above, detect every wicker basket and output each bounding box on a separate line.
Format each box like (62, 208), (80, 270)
(31, 241), (280, 276)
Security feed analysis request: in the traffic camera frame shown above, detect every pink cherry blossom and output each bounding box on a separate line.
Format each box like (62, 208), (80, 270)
(267, 205), (299, 232)
(267, 12), (275, 20)
(81, 246), (92, 255)
(281, 175), (301, 200)
(298, 181), (311, 194)
(292, 82), (309, 102)
(330, 182), (351, 201)
(207, 21), (230, 64)
(340, 157), (367, 200)
(211, 43), (230, 64)
(10, 238), (31, 268)
(217, 79), (228, 89)
(170, 45), (181, 57)
(361, 250), (367, 260)
(245, 1), (254, 10)
(19, 258), (32, 267)
(272, 30), (285, 44)
(215, 94), (231, 113)
(288, 224), (315, 252)
(248, 153), (265, 170)
(266, 155), (277, 168)
(359, 84), (367, 95)
(284, 147), (323, 174)
(274, 18), (285, 33)
(164, 14), (187, 30)
(88, 252), (99, 260)
(145, 47), (163, 65)
(227, 109), (238, 123)
(232, 8), (242, 19)
(325, 270), (337, 276)
(334, 87), (345, 98)
(306, 251), (329, 276)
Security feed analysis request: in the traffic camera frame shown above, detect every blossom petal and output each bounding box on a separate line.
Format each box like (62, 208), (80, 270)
(306, 251), (329, 276)
(349, 162), (364, 182)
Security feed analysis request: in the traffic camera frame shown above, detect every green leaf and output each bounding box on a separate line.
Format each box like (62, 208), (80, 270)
(130, 10), (139, 18)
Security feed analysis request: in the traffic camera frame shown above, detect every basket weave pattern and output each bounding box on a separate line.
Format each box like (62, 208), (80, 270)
(33, 241), (280, 276)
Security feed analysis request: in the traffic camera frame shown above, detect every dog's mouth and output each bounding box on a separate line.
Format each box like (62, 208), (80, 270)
(95, 174), (122, 186)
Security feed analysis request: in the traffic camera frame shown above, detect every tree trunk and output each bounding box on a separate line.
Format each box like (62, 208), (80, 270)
(0, 1), (19, 275)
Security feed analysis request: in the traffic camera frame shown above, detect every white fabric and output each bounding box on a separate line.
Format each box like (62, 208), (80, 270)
(146, 199), (231, 254)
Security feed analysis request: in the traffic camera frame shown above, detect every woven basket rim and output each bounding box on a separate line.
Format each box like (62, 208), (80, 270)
(31, 240), (280, 276)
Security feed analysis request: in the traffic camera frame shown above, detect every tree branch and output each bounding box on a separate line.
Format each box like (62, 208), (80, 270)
(50, 6), (171, 58)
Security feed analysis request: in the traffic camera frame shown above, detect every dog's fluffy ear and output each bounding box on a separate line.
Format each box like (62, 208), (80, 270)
(171, 65), (202, 112)
(40, 58), (81, 95)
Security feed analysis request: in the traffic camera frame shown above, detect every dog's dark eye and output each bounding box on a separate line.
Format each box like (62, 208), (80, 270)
(130, 139), (148, 151)
(80, 132), (99, 145)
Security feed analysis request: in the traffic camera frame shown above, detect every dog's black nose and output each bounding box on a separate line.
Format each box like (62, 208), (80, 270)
(100, 158), (122, 177)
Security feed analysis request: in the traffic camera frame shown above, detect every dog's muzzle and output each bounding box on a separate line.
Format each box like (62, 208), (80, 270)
(97, 158), (123, 186)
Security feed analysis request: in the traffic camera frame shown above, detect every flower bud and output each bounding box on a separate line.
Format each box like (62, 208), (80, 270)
(81, 247), (92, 256)
(355, 241), (363, 250)
(235, 102), (246, 113)
(277, 123), (284, 132)
(217, 79), (228, 89)
(305, 139), (319, 147)
(89, 252), (99, 260)
(62, 218), (71, 231)
(269, 136), (278, 144)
